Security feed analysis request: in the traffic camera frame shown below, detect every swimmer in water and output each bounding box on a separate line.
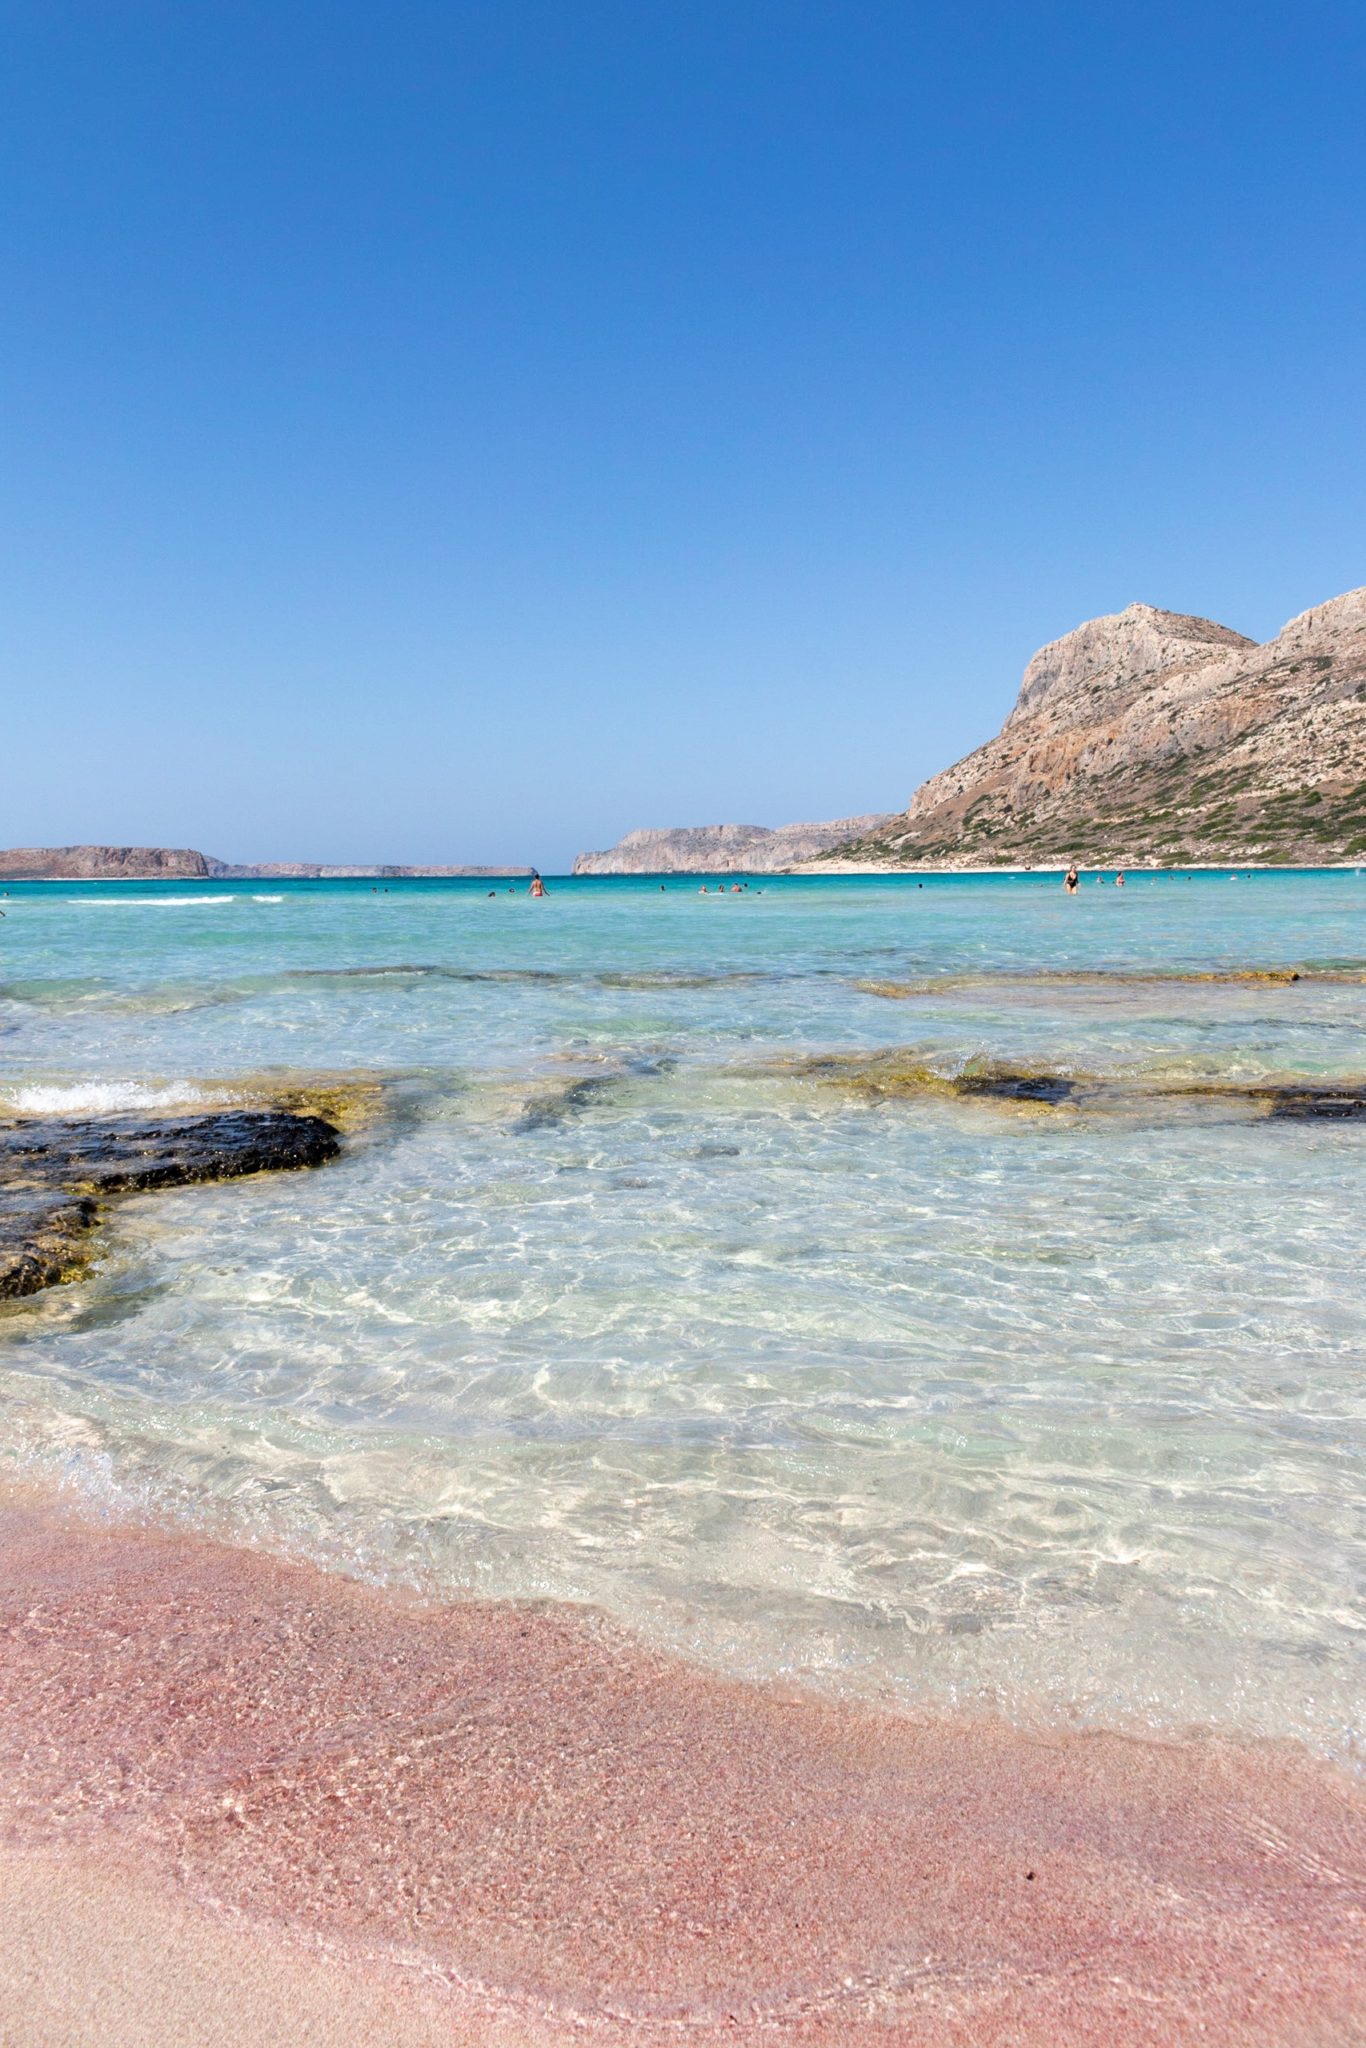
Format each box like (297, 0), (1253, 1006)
(1115, 871), (1125, 887)
(1064, 863), (1080, 894)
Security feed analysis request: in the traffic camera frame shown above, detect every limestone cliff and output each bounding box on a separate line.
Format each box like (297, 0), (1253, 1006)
(827, 586), (1366, 867)
(573, 815), (895, 875)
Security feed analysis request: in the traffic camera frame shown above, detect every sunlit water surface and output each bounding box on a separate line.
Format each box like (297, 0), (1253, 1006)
(1, 871), (1363, 1757)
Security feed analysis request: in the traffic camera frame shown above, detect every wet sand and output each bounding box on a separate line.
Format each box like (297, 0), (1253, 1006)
(0, 1841), (539, 2048)
(1, 1485), (1362, 2046)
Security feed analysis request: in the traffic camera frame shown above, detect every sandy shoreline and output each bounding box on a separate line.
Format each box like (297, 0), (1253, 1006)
(1, 1482), (1363, 2046)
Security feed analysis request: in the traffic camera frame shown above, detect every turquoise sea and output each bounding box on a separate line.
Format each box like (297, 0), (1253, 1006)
(2, 869), (1363, 1760)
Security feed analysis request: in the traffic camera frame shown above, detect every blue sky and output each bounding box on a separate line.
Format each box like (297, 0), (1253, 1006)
(4, 1), (1364, 869)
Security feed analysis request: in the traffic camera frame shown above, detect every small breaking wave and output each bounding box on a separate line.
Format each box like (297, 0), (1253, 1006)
(252, 894), (284, 903)
(1, 1081), (216, 1117)
(68, 895), (239, 907)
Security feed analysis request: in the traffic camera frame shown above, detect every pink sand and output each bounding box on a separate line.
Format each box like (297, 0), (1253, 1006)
(1, 1488), (1362, 2045)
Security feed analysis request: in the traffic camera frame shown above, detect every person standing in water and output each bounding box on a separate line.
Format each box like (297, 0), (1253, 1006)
(1064, 863), (1080, 894)
(529, 872), (546, 898)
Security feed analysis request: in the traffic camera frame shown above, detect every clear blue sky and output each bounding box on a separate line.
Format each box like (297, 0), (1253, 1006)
(4, 2), (1364, 869)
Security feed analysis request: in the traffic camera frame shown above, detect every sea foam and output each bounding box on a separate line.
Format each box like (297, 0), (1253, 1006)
(2, 1082), (213, 1116)
(68, 895), (238, 907)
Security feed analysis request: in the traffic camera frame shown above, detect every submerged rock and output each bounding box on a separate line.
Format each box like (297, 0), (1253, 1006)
(955, 1071), (1077, 1105)
(1243, 1085), (1366, 1121)
(0, 1110), (340, 1300)
(514, 1053), (677, 1133)
(516, 1073), (621, 1132)
(0, 1185), (98, 1297)
(786, 1052), (1366, 1124)
(854, 966), (1366, 1000)
(789, 1052), (1081, 1110)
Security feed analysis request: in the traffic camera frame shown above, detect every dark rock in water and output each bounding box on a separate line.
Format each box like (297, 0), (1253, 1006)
(0, 1111), (340, 1300)
(1259, 1087), (1366, 1121)
(0, 1111), (339, 1193)
(955, 1073), (1077, 1106)
(0, 1185), (98, 1297)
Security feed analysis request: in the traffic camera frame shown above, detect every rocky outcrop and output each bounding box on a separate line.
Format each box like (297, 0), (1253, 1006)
(825, 586), (1366, 868)
(573, 816), (894, 875)
(0, 846), (215, 880)
(0, 1110), (340, 1299)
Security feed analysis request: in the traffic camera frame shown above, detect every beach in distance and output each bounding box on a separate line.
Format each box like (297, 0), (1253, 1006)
(1, 868), (1363, 2044)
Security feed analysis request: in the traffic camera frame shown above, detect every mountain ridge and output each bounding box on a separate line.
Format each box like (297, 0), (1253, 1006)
(823, 584), (1366, 868)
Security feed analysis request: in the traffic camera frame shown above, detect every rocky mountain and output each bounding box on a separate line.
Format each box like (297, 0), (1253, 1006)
(573, 815), (894, 875)
(824, 585), (1366, 868)
(0, 848), (532, 880)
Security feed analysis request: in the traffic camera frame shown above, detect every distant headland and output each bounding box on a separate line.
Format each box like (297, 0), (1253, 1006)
(577, 582), (1366, 872)
(0, 847), (534, 881)
(572, 816), (895, 876)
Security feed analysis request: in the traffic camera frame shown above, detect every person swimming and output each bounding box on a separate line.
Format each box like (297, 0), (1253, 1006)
(1115, 871), (1126, 887)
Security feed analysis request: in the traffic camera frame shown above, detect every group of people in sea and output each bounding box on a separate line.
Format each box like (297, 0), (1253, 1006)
(1064, 865), (1255, 891)
(481, 875), (769, 899)
(1064, 865), (1125, 892)
(475, 867), (1269, 903)
(484, 872), (548, 897)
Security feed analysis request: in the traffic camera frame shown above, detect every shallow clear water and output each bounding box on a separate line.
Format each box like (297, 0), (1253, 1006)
(2, 871), (1364, 1757)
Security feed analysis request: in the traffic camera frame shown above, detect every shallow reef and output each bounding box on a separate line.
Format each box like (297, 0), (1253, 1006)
(855, 965), (1366, 999)
(786, 1050), (1366, 1122)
